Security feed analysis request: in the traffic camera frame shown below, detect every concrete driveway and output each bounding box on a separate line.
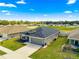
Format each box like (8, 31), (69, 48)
(0, 44), (41, 59)
(15, 43), (42, 57)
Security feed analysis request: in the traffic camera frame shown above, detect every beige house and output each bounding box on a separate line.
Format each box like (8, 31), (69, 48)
(0, 25), (31, 40)
(68, 29), (79, 48)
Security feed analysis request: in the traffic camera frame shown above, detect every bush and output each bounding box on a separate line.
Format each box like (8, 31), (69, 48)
(73, 48), (79, 52)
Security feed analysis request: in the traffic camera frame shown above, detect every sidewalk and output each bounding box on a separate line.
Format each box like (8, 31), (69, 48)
(0, 44), (41, 59)
(0, 46), (13, 54)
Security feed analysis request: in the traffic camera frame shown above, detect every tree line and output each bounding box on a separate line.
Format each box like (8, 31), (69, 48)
(0, 20), (30, 25)
(44, 21), (79, 25)
(0, 20), (79, 25)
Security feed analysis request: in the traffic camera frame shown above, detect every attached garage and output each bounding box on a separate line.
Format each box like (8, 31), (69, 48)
(31, 38), (44, 45)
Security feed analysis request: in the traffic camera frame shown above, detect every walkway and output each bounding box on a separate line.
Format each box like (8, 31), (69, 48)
(0, 46), (13, 54)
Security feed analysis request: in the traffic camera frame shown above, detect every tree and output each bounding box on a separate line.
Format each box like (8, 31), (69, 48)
(9, 21), (16, 25)
(0, 20), (9, 25)
(17, 20), (24, 24)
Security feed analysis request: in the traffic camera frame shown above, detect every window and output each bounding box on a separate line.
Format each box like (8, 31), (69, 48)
(71, 40), (74, 45)
(75, 40), (79, 46)
(22, 36), (26, 40)
(0, 35), (2, 38)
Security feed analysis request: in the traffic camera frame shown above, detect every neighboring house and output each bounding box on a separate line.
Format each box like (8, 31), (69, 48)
(0, 25), (31, 41)
(20, 27), (59, 46)
(68, 29), (79, 48)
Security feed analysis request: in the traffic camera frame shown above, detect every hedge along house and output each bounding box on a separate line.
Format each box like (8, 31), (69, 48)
(68, 29), (79, 48)
(21, 27), (59, 46)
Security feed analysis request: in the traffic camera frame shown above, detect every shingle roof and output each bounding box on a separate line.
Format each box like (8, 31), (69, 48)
(0, 25), (34, 34)
(68, 29), (79, 40)
(24, 27), (59, 38)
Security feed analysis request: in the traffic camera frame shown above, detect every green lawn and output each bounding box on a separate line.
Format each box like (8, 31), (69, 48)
(31, 36), (79, 59)
(48, 26), (79, 32)
(0, 50), (6, 55)
(0, 38), (26, 51)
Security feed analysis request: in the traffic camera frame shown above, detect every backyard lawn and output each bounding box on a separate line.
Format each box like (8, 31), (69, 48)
(0, 50), (6, 55)
(0, 38), (26, 51)
(48, 26), (79, 32)
(31, 36), (79, 59)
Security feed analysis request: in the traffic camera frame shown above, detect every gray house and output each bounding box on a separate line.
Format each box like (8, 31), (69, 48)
(68, 29), (79, 48)
(20, 27), (59, 46)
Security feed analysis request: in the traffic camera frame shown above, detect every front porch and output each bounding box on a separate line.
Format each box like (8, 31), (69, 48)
(20, 35), (31, 42)
(20, 35), (45, 46)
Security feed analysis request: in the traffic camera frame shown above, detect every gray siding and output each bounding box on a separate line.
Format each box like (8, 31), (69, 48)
(31, 37), (44, 45)
(44, 32), (58, 45)
(59, 31), (69, 36)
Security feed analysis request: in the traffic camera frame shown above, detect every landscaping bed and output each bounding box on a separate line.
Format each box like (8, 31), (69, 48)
(0, 38), (26, 51)
(0, 50), (6, 55)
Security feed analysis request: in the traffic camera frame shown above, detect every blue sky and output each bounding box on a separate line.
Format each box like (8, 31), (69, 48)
(0, 0), (79, 21)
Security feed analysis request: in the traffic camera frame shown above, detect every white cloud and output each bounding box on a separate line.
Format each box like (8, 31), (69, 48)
(66, 0), (76, 5)
(1, 10), (11, 15)
(74, 10), (78, 12)
(16, 0), (26, 4)
(5, 12), (11, 15)
(43, 14), (48, 17)
(0, 3), (16, 7)
(29, 8), (35, 11)
(1, 10), (9, 13)
(64, 10), (72, 14)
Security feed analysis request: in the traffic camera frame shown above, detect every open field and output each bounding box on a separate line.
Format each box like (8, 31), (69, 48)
(31, 36), (79, 59)
(48, 26), (79, 32)
(0, 38), (25, 51)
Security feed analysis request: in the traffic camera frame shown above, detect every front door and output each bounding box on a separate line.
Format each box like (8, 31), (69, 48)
(26, 37), (29, 41)
(22, 36), (29, 42)
(75, 40), (79, 46)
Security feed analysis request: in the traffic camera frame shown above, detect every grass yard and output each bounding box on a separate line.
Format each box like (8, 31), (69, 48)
(0, 50), (6, 55)
(48, 26), (79, 32)
(0, 38), (26, 51)
(31, 36), (79, 59)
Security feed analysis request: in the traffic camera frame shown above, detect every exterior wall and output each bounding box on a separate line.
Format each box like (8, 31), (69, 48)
(20, 34), (26, 39)
(8, 33), (20, 39)
(44, 32), (59, 45)
(0, 34), (8, 40)
(30, 37), (44, 45)
(21, 32), (59, 45)
(69, 39), (75, 45)
(2, 34), (8, 38)
(59, 31), (69, 36)
(20, 35), (29, 41)
(21, 34), (44, 45)
(69, 39), (79, 46)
